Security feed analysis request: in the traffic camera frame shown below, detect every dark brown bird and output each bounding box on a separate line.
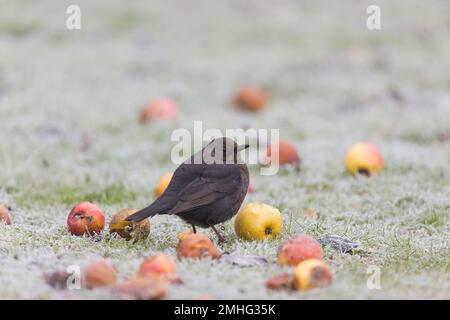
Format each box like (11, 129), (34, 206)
(126, 137), (249, 242)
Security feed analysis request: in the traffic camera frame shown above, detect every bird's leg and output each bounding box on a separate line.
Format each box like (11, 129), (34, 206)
(191, 225), (197, 234)
(210, 225), (226, 243)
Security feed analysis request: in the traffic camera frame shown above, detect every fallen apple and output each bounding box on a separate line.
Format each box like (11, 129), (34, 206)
(293, 259), (332, 290)
(154, 173), (173, 198)
(233, 86), (267, 112)
(178, 230), (194, 241)
(265, 141), (300, 170)
(345, 142), (384, 176)
(109, 208), (150, 241)
(139, 254), (176, 277)
(84, 259), (117, 289)
(0, 205), (12, 225)
(116, 274), (167, 300)
(67, 201), (105, 236)
(176, 233), (220, 260)
(235, 202), (283, 240)
(139, 97), (178, 123)
(277, 234), (323, 266)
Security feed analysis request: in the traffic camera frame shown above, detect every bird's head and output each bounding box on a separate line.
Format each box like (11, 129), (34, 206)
(202, 137), (249, 164)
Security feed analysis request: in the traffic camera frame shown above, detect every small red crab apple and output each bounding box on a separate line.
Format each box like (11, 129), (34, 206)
(233, 86), (268, 112)
(265, 141), (300, 170)
(67, 201), (105, 236)
(277, 234), (323, 266)
(345, 142), (384, 176)
(176, 234), (220, 260)
(116, 273), (167, 300)
(84, 259), (117, 289)
(0, 205), (12, 225)
(139, 97), (178, 123)
(139, 254), (176, 277)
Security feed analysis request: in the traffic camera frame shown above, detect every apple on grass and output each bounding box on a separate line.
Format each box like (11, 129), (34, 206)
(234, 202), (283, 240)
(345, 142), (384, 176)
(265, 141), (300, 170)
(67, 201), (105, 236)
(84, 259), (117, 289)
(139, 97), (178, 124)
(139, 254), (176, 277)
(277, 234), (323, 266)
(293, 259), (332, 290)
(109, 208), (150, 242)
(139, 254), (182, 284)
(154, 173), (173, 198)
(0, 205), (12, 225)
(178, 230), (194, 241)
(116, 273), (167, 300)
(233, 86), (267, 112)
(176, 233), (220, 260)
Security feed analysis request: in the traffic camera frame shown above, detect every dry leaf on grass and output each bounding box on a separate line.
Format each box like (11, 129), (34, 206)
(266, 273), (293, 290)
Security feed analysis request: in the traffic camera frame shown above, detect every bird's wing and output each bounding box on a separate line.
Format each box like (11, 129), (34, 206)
(168, 164), (242, 215)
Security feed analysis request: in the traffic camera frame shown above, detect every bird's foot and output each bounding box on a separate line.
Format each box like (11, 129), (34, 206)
(210, 225), (227, 244)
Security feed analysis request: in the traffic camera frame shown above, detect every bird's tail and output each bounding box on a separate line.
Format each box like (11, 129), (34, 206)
(126, 200), (167, 222)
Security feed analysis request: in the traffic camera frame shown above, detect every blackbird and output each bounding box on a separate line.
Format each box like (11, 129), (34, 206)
(126, 137), (250, 242)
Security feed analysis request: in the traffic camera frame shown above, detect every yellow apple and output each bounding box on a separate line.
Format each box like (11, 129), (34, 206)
(154, 173), (173, 197)
(293, 259), (332, 291)
(345, 142), (384, 176)
(235, 202), (283, 240)
(109, 208), (150, 241)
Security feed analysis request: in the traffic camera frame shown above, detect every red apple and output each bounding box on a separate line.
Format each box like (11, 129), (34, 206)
(84, 259), (117, 289)
(277, 234), (323, 266)
(266, 141), (300, 170)
(139, 254), (176, 277)
(116, 274), (167, 300)
(67, 201), (105, 236)
(0, 205), (12, 225)
(176, 234), (220, 260)
(139, 97), (178, 123)
(233, 86), (267, 112)
(345, 142), (384, 176)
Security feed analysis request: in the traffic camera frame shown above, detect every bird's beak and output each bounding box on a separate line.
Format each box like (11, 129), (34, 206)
(238, 144), (250, 151)
(110, 220), (133, 232)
